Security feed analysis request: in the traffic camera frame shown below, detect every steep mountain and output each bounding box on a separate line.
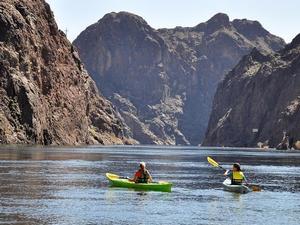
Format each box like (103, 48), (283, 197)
(203, 34), (300, 147)
(0, 0), (132, 145)
(74, 11), (285, 145)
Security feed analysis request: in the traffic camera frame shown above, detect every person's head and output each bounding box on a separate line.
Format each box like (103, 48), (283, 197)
(232, 163), (241, 171)
(139, 162), (146, 170)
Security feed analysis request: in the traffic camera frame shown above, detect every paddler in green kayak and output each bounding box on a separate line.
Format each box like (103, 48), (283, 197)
(224, 163), (247, 185)
(130, 162), (153, 183)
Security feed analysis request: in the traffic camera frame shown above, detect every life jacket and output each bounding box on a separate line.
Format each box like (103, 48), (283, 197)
(135, 169), (149, 183)
(231, 171), (245, 185)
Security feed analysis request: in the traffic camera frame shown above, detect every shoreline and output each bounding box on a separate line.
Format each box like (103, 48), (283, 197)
(0, 144), (299, 154)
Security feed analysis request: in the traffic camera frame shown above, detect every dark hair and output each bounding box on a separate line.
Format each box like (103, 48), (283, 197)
(233, 163), (241, 171)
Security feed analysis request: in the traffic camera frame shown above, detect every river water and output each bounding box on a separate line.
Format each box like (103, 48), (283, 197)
(0, 145), (299, 225)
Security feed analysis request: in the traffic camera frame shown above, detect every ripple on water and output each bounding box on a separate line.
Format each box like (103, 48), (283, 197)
(0, 146), (300, 225)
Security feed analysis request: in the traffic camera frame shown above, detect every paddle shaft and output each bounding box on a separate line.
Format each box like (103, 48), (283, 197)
(217, 165), (226, 171)
(119, 176), (159, 183)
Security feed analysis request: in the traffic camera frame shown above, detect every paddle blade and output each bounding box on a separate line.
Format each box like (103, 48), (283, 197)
(249, 184), (262, 192)
(106, 173), (120, 179)
(207, 156), (219, 167)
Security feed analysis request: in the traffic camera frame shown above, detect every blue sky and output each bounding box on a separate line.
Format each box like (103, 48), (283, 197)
(46, 0), (299, 43)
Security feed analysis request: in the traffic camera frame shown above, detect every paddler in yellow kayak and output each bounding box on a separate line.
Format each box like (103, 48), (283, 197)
(130, 162), (153, 183)
(224, 163), (247, 185)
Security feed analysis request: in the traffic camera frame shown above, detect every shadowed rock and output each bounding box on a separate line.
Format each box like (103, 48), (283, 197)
(0, 0), (134, 145)
(203, 34), (300, 147)
(74, 11), (285, 145)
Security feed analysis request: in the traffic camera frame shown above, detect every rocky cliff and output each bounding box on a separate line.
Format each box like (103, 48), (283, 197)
(0, 0), (131, 145)
(203, 34), (300, 147)
(74, 12), (285, 145)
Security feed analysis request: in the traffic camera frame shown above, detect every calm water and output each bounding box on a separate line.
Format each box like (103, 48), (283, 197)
(0, 145), (300, 225)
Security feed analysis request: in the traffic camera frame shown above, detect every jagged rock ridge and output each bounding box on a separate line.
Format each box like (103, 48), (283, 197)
(203, 34), (300, 147)
(74, 11), (285, 145)
(0, 0), (132, 145)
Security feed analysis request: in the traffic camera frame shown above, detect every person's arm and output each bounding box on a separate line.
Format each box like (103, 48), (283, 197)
(243, 174), (247, 184)
(224, 170), (232, 178)
(147, 170), (153, 183)
(129, 172), (138, 182)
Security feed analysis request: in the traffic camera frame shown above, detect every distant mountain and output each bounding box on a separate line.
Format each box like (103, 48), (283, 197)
(74, 11), (285, 145)
(203, 34), (300, 147)
(0, 0), (132, 145)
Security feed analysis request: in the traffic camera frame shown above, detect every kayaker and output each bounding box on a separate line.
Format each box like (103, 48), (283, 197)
(131, 162), (153, 183)
(224, 163), (247, 185)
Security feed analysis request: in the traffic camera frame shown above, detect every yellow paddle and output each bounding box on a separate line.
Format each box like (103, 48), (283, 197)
(207, 156), (261, 192)
(207, 156), (226, 170)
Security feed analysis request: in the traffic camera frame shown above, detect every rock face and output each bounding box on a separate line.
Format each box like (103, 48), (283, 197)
(203, 34), (300, 147)
(0, 0), (132, 145)
(74, 12), (285, 145)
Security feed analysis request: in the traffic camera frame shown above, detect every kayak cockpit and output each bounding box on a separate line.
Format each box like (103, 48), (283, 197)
(222, 178), (251, 194)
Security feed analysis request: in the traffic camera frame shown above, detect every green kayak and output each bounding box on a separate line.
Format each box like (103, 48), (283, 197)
(222, 178), (251, 194)
(106, 173), (172, 192)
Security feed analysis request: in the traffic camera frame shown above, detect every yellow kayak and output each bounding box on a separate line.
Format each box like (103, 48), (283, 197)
(106, 173), (172, 192)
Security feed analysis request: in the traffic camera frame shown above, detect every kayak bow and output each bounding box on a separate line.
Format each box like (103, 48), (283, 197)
(106, 173), (172, 192)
